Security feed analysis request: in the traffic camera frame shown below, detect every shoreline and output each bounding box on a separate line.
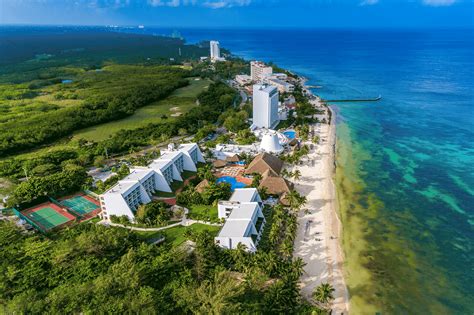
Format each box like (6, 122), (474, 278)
(291, 83), (350, 313)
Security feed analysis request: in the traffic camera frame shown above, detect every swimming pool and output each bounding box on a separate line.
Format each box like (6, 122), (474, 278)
(216, 176), (248, 191)
(283, 130), (296, 139)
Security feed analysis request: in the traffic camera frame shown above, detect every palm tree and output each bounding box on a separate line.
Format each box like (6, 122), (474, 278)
(285, 190), (307, 211)
(292, 169), (301, 180)
(185, 271), (244, 314)
(312, 283), (335, 309)
(290, 257), (306, 279)
(258, 186), (269, 200)
(198, 164), (214, 181)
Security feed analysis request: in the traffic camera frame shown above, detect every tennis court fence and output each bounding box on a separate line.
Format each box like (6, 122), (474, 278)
(13, 208), (47, 233)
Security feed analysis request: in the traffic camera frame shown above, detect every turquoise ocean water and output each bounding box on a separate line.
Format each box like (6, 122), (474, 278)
(3, 26), (473, 313)
(173, 28), (473, 313)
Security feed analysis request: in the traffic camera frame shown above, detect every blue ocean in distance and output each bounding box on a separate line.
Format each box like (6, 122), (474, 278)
(2, 25), (473, 313)
(168, 28), (473, 313)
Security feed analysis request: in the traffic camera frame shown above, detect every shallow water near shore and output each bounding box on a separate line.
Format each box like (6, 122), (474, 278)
(171, 28), (474, 313)
(9, 26), (473, 313)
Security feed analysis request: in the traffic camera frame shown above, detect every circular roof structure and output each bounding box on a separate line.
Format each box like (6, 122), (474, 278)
(260, 132), (284, 154)
(253, 128), (289, 146)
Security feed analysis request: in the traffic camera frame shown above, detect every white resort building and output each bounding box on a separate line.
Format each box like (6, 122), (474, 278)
(235, 74), (252, 86)
(100, 143), (204, 222)
(252, 84), (280, 129)
(265, 77), (295, 93)
(215, 188), (266, 252)
(210, 40), (220, 59)
(250, 61), (273, 82)
(210, 40), (225, 62)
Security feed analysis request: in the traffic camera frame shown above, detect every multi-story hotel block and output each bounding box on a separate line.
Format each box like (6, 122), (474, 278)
(100, 143), (204, 222)
(215, 188), (266, 252)
(252, 84), (280, 129)
(210, 40), (225, 62)
(265, 77), (295, 93)
(210, 40), (220, 59)
(250, 61), (273, 82)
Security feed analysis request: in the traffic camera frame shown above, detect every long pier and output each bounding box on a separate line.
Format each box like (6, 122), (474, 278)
(323, 95), (382, 103)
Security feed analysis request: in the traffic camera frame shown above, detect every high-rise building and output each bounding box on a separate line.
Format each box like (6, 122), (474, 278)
(252, 84), (279, 129)
(250, 61), (273, 82)
(210, 40), (221, 60)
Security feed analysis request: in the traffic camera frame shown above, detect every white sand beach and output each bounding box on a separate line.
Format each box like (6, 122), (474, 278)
(291, 99), (350, 313)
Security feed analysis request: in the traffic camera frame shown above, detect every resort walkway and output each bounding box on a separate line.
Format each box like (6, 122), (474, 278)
(101, 216), (221, 232)
(105, 221), (182, 232)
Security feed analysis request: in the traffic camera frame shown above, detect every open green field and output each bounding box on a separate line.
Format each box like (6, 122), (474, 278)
(72, 78), (211, 141)
(136, 223), (221, 247)
(187, 204), (219, 222)
(1, 78), (212, 162)
(0, 178), (15, 198)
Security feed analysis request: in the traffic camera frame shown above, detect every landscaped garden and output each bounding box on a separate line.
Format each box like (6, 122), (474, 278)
(135, 223), (221, 247)
(187, 204), (219, 223)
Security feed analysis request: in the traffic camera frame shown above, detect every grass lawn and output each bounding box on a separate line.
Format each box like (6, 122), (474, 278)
(171, 77), (212, 98)
(135, 223), (221, 247)
(188, 204), (219, 222)
(0, 178), (15, 197)
(5, 78), (213, 161)
(154, 191), (176, 198)
(72, 78), (212, 141)
(181, 170), (196, 181)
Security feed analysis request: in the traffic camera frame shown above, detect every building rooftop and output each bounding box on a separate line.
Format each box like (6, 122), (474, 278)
(107, 180), (139, 195)
(267, 77), (293, 87)
(218, 219), (252, 238)
(245, 152), (284, 175)
(227, 203), (259, 220)
(255, 84), (278, 94)
(125, 168), (154, 182)
(160, 150), (182, 161)
(230, 188), (258, 202)
(148, 158), (173, 171)
(178, 143), (197, 153)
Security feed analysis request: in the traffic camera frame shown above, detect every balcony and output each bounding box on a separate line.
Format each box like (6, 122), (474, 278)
(255, 217), (265, 234)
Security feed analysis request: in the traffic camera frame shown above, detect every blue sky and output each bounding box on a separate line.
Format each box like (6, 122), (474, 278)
(1, 0), (473, 28)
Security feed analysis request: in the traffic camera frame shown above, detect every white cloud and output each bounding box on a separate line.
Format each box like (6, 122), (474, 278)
(360, 0), (379, 6)
(147, 0), (250, 8)
(83, 0), (131, 9)
(422, 0), (456, 6)
(148, 0), (180, 6)
(203, 0), (251, 8)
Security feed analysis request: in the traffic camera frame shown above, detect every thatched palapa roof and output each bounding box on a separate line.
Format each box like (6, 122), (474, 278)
(195, 179), (210, 193)
(258, 169), (293, 195)
(213, 159), (227, 168)
(225, 154), (241, 162)
(245, 153), (283, 175)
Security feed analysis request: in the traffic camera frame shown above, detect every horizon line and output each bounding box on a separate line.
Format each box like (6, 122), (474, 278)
(1, 23), (473, 31)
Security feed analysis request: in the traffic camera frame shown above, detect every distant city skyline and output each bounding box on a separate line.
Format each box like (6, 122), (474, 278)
(1, 0), (473, 28)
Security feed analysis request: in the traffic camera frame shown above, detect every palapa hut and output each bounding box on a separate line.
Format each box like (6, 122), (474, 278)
(195, 179), (210, 193)
(213, 159), (227, 168)
(259, 169), (293, 195)
(245, 152), (283, 175)
(288, 138), (298, 146)
(225, 154), (241, 163)
(279, 192), (291, 206)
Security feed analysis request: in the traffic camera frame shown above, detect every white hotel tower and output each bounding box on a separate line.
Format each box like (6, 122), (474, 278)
(252, 84), (280, 129)
(210, 40), (221, 60)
